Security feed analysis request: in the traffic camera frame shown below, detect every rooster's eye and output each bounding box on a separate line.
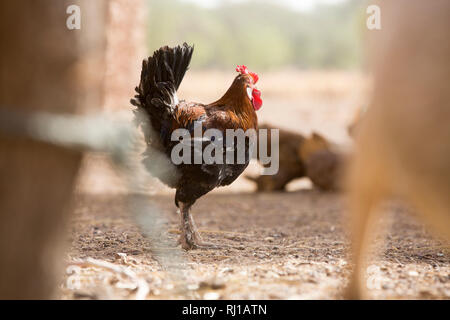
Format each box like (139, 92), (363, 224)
(246, 86), (253, 100)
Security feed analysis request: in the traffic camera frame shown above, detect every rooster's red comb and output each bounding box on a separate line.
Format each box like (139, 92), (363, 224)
(236, 65), (259, 84)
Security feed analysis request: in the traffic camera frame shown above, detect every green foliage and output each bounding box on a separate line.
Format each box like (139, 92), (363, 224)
(147, 0), (365, 70)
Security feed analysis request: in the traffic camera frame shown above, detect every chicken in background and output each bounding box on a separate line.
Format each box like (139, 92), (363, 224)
(299, 133), (344, 191)
(246, 124), (343, 191)
(345, 0), (450, 299)
(245, 124), (306, 191)
(131, 43), (262, 250)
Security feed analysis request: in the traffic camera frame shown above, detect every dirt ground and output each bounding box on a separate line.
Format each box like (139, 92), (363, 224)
(60, 71), (450, 300)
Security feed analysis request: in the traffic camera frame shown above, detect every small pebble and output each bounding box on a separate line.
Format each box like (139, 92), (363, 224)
(187, 283), (199, 290)
(204, 292), (220, 300)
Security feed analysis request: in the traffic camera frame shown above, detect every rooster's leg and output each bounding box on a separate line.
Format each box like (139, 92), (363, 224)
(178, 202), (218, 250)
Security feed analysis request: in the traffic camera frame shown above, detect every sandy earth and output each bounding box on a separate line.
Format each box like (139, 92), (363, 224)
(59, 71), (449, 300)
(61, 191), (450, 300)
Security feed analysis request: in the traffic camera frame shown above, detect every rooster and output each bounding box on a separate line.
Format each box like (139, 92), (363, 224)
(131, 43), (262, 250)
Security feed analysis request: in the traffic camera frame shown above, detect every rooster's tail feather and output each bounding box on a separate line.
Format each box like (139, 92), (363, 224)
(131, 43), (194, 133)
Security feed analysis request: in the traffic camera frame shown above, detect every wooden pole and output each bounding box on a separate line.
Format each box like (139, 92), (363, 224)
(0, 0), (107, 299)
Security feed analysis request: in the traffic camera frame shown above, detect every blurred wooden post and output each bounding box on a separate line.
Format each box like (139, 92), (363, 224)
(0, 1), (106, 298)
(103, 0), (147, 111)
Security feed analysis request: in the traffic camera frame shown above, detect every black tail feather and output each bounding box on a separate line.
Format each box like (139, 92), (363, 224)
(130, 43), (193, 188)
(130, 43), (194, 134)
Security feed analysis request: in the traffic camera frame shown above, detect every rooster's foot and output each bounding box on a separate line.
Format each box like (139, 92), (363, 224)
(178, 232), (223, 250)
(178, 202), (225, 250)
(191, 241), (221, 250)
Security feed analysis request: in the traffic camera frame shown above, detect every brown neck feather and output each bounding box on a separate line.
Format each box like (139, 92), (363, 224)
(208, 75), (258, 130)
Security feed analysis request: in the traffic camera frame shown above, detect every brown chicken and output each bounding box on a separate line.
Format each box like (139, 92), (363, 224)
(345, 0), (450, 298)
(246, 125), (342, 191)
(131, 43), (262, 250)
(299, 132), (343, 191)
(245, 124), (307, 191)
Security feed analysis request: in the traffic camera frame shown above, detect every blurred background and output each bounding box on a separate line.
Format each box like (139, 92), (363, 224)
(80, 0), (370, 194)
(148, 0), (365, 71)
